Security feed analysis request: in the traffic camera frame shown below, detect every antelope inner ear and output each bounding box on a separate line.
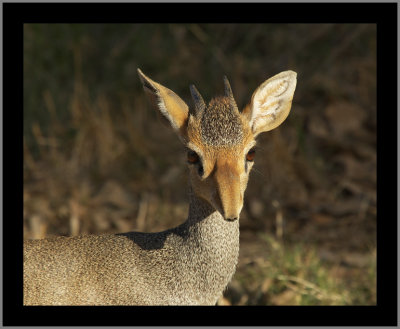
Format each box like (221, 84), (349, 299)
(138, 69), (189, 136)
(247, 71), (297, 137)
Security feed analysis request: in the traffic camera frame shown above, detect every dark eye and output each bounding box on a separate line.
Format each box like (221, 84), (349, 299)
(246, 148), (256, 162)
(187, 150), (200, 164)
(187, 150), (204, 176)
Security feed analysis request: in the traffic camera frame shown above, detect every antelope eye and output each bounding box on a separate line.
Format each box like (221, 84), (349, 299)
(187, 150), (200, 164)
(246, 148), (256, 162)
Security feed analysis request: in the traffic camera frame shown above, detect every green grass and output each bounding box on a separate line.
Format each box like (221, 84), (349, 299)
(229, 233), (375, 305)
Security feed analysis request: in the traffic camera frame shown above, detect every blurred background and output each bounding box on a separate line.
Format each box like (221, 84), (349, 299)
(23, 23), (376, 305)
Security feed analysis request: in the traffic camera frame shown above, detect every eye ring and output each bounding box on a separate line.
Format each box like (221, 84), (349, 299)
(246, 148), (256, 162)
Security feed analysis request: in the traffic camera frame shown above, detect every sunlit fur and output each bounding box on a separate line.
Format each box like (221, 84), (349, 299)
(185, 97), (256, 220)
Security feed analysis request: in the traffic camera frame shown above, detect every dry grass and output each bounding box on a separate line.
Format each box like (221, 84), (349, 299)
(220, 234), (376, 305)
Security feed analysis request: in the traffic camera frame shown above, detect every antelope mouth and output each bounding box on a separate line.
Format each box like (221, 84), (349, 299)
(210, 200), (239, 222)
(224, 216), (239, 222)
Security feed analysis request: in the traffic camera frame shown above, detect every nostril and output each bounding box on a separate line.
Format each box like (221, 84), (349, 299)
(226, 217), (238, 222)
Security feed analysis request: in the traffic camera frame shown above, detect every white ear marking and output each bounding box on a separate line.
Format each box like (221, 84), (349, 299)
(248, 71), (297, 135)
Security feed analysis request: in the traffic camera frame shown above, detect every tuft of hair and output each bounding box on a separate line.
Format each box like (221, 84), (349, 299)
(199, 97), (243, 146)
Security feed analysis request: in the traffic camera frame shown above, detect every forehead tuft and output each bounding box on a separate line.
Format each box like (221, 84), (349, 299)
(199, 97), (243, 146)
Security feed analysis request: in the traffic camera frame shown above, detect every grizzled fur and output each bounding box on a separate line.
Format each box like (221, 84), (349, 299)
(24, 192), (238, 305)
(200, 97), (243, 146)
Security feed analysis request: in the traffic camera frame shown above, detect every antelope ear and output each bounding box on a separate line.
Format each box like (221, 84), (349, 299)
(244, 71), (297, 137)
(137, 69), (189, 136)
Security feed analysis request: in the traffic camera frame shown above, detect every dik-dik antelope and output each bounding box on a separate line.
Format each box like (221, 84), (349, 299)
(24, 69), (297, 305)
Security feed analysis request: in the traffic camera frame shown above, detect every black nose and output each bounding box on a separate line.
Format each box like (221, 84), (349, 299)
(226, 217), (238, 222)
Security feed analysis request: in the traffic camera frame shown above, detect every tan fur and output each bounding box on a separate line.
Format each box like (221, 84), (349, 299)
(24, 69), (296, 305)
(138, 69), (189, 134)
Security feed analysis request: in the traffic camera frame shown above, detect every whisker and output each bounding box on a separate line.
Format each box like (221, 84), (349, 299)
(251, 166), (267, 180)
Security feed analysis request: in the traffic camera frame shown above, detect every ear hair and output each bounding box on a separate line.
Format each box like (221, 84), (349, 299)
(137, 69), (189, 136)
(246, 71), (297, 136)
